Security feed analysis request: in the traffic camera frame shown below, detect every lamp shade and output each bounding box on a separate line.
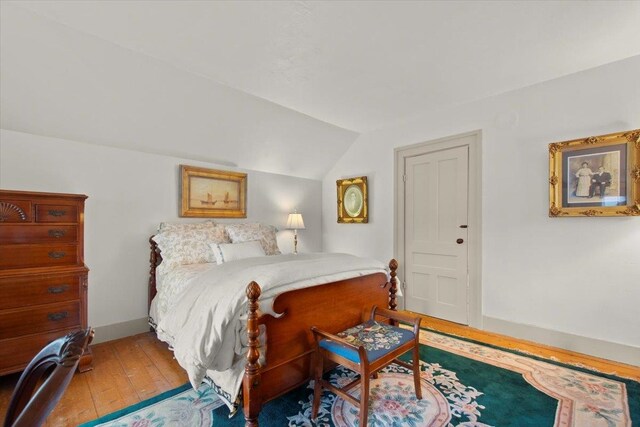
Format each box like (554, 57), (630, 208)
(286, 213), (305, 230)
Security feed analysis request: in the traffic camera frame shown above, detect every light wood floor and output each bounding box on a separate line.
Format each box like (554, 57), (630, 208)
(0, 314), (638, 426)
(412, 313), (640, 381)
(0, 332), (188, 427)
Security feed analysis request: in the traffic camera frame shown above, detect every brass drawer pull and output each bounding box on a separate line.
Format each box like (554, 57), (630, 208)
(48, 209), (67, 217)
(48, 311), (69, 321)
(48, 229), (66, 238)
(48, 251), (66, 259)
(48, 285), (70, 294)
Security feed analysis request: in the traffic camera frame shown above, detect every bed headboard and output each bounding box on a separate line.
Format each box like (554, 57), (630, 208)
(149, 235), (162, 313)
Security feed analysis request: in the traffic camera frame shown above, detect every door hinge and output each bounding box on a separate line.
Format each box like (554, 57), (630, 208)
(402, 174), (407, 182)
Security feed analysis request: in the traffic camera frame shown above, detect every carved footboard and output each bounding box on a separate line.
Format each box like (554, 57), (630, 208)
(243, 259), (399, 426)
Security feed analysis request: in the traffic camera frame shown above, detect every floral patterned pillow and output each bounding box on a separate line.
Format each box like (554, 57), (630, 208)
(158, 220), (216, 233)
(153, 224), (230, 275)
(225, 223), (281, 255)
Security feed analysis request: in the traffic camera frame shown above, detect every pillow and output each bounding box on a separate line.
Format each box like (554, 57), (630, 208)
(158, 220), (216, 233)
(210, 241), (266, 264)
(225, 223), (281, 255)
(152, 224), (230, 275)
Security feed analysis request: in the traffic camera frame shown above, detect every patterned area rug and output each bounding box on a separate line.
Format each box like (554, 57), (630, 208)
(80, 329), (639, 427)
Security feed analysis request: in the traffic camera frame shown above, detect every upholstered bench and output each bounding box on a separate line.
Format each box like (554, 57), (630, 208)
(310, 307), (422, 426)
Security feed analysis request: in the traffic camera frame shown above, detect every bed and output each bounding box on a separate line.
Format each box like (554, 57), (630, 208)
(148, 233), (398, 427)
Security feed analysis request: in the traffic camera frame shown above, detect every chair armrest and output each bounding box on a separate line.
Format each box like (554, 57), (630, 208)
(372, 307), (421, 329)
(311, 326), (362, 352)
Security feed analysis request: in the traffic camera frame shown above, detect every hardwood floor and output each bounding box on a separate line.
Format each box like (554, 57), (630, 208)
(0, 314), (637, 426)
(413, 313), (640, 381)
(0, 333), (188, 427)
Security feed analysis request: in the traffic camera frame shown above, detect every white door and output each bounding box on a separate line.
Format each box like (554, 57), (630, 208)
(404, 146), (469, 324)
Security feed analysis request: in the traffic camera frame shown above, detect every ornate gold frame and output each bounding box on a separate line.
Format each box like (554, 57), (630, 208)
(549, 129), (639, 217)
(180, 165), (247, 218)
(337, 176), (368, 223)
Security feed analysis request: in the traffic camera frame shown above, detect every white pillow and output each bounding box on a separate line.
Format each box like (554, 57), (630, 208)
(211, 241), (266, 264)
(224, 223), (281, 255)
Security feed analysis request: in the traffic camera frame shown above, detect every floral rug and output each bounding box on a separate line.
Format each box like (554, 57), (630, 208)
(80, 329), (639, 427)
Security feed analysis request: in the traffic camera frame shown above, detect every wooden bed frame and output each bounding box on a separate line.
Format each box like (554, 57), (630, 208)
(148, 237), (398, 427)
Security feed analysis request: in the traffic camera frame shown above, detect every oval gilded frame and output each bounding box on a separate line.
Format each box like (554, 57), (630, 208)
(337, 176), (368, 223)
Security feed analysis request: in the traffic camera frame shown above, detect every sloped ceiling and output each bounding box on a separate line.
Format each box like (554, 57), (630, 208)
(0, 3), (358, 179)
(2, 1), (640, 178)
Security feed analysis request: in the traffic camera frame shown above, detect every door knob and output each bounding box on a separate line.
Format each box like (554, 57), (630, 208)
(456, 238), (464, 244)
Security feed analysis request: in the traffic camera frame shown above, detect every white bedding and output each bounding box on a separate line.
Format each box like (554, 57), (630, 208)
(150, 252), (387, 409)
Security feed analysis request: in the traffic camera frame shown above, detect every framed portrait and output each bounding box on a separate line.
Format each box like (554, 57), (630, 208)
(180, 165), (247, 218)
(549, 129), (639, 217)
(337, 176), (368, 223)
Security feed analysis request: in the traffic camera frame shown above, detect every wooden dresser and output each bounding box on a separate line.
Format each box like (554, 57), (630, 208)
(0, 190), (92, 375)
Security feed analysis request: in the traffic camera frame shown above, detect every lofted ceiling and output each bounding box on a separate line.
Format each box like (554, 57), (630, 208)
(2, 1), (640, 178)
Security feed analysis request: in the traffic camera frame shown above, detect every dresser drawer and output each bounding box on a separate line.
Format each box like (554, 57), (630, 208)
(0, 243), (79, 269)
(0, 274), (81, 310)
(0, 301), (80, 340)
(0, 224), (78, 244)
(0, 328), (77, 374)
(35, 204), (78, 223)
(0, 199), (33, 223)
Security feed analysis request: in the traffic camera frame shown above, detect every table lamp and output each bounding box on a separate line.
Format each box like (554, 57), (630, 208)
(286, 212), (305, 254)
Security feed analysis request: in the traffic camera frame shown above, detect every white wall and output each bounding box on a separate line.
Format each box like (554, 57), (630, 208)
(0, 129), (322, 331)
(322, 56), (640, 355)
(0, 4), (358, 180)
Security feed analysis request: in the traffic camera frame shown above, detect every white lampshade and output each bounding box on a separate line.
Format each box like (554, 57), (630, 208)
(286, 213), (305, 230)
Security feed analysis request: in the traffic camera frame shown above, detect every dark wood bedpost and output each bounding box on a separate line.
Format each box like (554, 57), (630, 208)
(244, 281), (262, 427)
(388, 258), (398, 311)
(148, 236), (162, 314)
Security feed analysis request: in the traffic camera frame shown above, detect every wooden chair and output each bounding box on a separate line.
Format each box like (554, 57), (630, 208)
(3, 328), (94, 427)
(311, 307), (422, 426)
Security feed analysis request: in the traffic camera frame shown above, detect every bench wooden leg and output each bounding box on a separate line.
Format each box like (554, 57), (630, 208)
(311, 352), (323, 419)
(413, 344), (422, 400)
(359, 373), (370, 427)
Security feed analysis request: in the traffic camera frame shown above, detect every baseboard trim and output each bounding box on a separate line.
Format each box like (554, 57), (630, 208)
(482, 316), (640, 366)
(91, 315), (639, 367)
(92, 317), (150, 344)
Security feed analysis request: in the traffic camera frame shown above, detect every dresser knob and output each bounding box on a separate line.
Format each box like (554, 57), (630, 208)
(48, 251), (66, 259)
(48, 209), (66, 217)
(48, 229), (66, 238)
(48, 285), (70, 294)
(48, 311), (69, 321)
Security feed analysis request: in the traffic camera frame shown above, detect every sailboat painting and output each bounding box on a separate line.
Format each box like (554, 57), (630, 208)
(180, 165), (247, 218)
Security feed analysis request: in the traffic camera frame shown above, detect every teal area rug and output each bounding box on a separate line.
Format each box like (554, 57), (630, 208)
(80, 329), (639, 426)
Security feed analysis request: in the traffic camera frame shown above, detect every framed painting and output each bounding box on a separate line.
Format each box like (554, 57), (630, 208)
(337, 176), (368, 223)
(549, 129), (640, 217)
(180, 165), (247, 218)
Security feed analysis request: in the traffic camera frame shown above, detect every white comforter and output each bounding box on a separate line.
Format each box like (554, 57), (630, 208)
(153, 253), (386, 407)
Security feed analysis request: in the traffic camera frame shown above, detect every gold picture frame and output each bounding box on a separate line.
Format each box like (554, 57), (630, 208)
(549, 129), (639, 217)
(337, 176), (368, 223)
(180, 165), (247, 218)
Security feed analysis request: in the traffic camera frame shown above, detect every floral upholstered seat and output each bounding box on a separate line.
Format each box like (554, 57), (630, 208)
(319, 320), (416, 363)
(311, 306), (423, 427)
